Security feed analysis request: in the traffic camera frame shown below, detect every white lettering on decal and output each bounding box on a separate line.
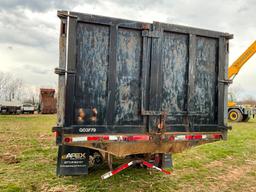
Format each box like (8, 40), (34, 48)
(79, 128), (96, 133)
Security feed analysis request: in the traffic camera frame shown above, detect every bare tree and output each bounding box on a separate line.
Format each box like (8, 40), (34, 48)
(0, 72), (10, 100)
(0, 72), (24, 101)
(22, 86), (40, 104)
(239, 95), (256, 106)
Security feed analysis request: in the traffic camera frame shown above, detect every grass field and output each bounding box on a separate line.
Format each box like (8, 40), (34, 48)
(0, 115), (256, 192)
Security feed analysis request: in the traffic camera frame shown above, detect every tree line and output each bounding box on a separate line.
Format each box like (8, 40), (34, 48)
(0, 72), (39, 103)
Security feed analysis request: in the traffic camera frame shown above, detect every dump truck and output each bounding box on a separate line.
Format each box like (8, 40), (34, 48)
(53, 10), (232, 178)
(39, 88), (57, 114)
(0, 100), (22, 114)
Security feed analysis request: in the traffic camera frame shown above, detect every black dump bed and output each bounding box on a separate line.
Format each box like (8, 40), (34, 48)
(56, 11), (231, 133)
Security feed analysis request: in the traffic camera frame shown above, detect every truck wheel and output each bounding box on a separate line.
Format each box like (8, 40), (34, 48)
(228, 109), (243, 122)
(242, 115), (250, 122)
(88, 151), (103, 169)
(146, 153), (163, 168)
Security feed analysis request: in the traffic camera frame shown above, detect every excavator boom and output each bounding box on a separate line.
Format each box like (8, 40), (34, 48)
(228, 40), (256, 79)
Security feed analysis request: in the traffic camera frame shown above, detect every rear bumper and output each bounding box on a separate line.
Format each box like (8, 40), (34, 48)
(56, 132), (225, 157)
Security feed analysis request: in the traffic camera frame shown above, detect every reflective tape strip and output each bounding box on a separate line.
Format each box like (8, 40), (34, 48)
(65, 133), (222, 143)
(111, 163), (130, 175)
(212, 134), (222, 139)
(193, 134), (202, 140)
(72, 137), (87, 142)
(173, 134), (222, 141)
(142, 160), (171, 174)
(109, 136), (119, 141)
(185, 135), (194, 140)
(202, 135), (207, 139)
(101, 160), (170, 180)
(87, 136), (100, 141)
(126, 135), (150, 141)
(101, 172), (113, 179)
(128, 161), (133, 166)
(69, 136), (115, 142)
(101, 161), (134, 179)
(175, 135), (186, 140)
(153, 166), (162, 171)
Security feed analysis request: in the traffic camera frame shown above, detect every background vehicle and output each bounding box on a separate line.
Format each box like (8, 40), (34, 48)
(39, 88), (57, 114)
(228, 41), (256, 122)
(21, 103), (35, 114)
(0, 100), (22, 114)
(53, 11), (231, 177)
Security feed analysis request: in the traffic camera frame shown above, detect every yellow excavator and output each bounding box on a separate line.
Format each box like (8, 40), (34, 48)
(228, 40), (256, 122)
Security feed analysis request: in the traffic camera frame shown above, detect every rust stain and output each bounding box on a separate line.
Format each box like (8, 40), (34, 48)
(77, 108), (86, 123)
(90, 107), (98, 122)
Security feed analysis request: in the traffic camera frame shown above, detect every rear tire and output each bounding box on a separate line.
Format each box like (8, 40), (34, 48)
(88, 150), (104, 169)
(228, 109), (243, 122)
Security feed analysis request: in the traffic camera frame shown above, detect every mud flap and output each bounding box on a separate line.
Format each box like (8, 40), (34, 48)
(57, 145), (89, 176)
(162, 153), (173, 168)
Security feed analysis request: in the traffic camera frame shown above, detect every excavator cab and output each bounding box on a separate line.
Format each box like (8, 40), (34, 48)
(228, 93), (236, 108)
(228, 92), (251, 122)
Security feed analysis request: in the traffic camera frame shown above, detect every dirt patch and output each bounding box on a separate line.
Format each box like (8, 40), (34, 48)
(0, 153), (20, 164)
(37, 158), (54, 164)
(218, 165), (250, 182)
(40, 184), (78, 192)
(208, 163), (253, 192)
(175, 159), (256, 192)
(38, 133), (52, 141)
(205, 160), (224, 168)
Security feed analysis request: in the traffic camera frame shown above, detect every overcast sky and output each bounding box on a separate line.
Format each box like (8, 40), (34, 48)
(0, 0), (255, 99)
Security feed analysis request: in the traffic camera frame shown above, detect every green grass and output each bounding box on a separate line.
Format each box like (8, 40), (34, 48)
(0, 115), (256, 192)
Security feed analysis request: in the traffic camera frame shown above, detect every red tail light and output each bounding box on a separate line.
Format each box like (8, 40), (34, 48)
(169, 136), (175, 141)
(64, 137), (72, 143)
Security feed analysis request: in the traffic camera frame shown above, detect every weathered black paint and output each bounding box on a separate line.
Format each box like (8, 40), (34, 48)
(59, 11), (231, 134)
(75, 23), (109, 125)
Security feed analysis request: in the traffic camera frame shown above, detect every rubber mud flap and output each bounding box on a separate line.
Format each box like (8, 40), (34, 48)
(57, 145), (89, 176)
(162, 153), (173, 168)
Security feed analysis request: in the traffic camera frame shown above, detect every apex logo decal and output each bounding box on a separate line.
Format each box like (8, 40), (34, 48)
(62, 153), (86, 160)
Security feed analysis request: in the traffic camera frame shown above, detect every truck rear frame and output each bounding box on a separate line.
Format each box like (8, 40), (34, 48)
(53, 10), (232, 176)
